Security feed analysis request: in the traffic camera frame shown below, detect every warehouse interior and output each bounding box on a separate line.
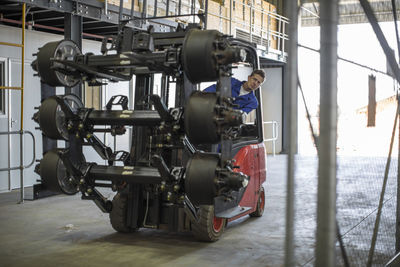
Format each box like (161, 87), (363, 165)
(1, 0), (400, 266)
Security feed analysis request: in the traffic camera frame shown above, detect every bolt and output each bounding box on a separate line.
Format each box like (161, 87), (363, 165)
(167, 192), (172, 201)
(80, 179), (84, 184)
(173, 125), (180, 131)
(160, 184), (165, 191)
(87, 188), (92, 194)
(111, 184), (117, 192)
(173, 185), (180, 192)
(86, 134), (91, 139)
(78, 124), (84, 130)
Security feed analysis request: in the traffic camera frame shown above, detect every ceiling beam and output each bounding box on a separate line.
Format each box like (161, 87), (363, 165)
(301, 0), (400, 26)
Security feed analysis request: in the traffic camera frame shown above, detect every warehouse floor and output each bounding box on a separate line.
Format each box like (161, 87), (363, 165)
(0, 155), (397, 267)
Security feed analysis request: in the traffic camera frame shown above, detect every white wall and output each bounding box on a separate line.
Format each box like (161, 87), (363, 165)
(0, 25), (131, 191)
(262, 67), (283, 154)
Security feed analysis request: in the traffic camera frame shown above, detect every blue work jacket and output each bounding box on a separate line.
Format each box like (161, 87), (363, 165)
(204, 78), (258, 114)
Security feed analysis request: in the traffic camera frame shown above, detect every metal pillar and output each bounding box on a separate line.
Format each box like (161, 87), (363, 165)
(398, 94), (400, 253)
(282, 20), (298, 154)
(397, 109), (400, 253)
(283, 0), (298, 266)
(315, 0), (338, 266)
(40, 82), (57, 154)
(64, 13), (82, 97)
(393, 0), (400, 256)
(131, 75), (151, 165)
(204, 0), (209, 28)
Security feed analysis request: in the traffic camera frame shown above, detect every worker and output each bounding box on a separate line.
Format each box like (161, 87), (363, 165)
(204, 69), (266, 114)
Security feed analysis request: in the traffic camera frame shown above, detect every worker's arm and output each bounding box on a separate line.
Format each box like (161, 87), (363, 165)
(240, 97), (259, 114)
(204, 78), (240, 93)
(204, 84), (217, 92)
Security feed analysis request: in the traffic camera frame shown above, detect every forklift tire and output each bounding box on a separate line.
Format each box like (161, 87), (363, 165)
(40, 149), (79, 195)
(192, 205), (226, 242)
(110, 193), (137, 233)
(249, 187), (265, 217)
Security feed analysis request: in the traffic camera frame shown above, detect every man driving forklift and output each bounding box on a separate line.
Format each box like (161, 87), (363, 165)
(204, 69), (266, 114)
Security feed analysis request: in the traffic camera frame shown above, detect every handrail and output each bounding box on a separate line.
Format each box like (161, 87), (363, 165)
(0, 130), (36, 172)
(263, 120), (278, 156)
(206, 1), (289, 58)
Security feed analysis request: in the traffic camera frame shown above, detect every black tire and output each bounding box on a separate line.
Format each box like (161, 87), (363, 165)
(39, 95), (83, 140)
(39, 97), (68, 140)
(40, 149), (78, 195)
(249, 186), (265, 217)
(192, 205), (226, 242)
(36, 40), (81, 87)
(110, 193), (137, 233)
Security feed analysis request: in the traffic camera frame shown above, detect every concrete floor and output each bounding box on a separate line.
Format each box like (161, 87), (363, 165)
(0, 155), (397, 266)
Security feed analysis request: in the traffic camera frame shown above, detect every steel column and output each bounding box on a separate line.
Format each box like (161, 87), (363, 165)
(281, 10), (298, 154)
(41, 82), (57, 154)
(64, 13), (82, 97)
(283, 0), (298, 266)
(64, 13), (83, 163)
(229, 0), (233, 35)
(398, 107), (400, 253)
(315, 0), (338, 266)
(204, 0), (209, 28)
(392, 0), (400, 255)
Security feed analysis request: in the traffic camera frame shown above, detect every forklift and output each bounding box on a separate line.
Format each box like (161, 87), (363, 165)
(31, 22), (266, 241)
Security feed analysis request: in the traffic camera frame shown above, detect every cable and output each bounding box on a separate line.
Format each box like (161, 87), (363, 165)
(359, 0), (400, 83)
(298, 43), (391, 77)
(298, 77), (318, 148)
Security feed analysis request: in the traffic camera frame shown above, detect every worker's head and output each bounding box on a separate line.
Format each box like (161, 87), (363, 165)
(244, 69), (265, 92)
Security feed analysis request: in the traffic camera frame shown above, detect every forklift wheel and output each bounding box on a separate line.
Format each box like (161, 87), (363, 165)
(38, 94), (83, 140)
(249, 187), (265, 217)
(110, 193), (137, 233)
(40, 149), (79, 195)
(35, 40), (81, 87)
(192, 205), (226, 242)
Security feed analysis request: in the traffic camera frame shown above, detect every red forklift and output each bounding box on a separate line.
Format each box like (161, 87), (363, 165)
(32, 23), (266, 241)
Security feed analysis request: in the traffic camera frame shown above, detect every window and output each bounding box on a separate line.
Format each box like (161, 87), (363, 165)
(0, 62), (5, 115)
